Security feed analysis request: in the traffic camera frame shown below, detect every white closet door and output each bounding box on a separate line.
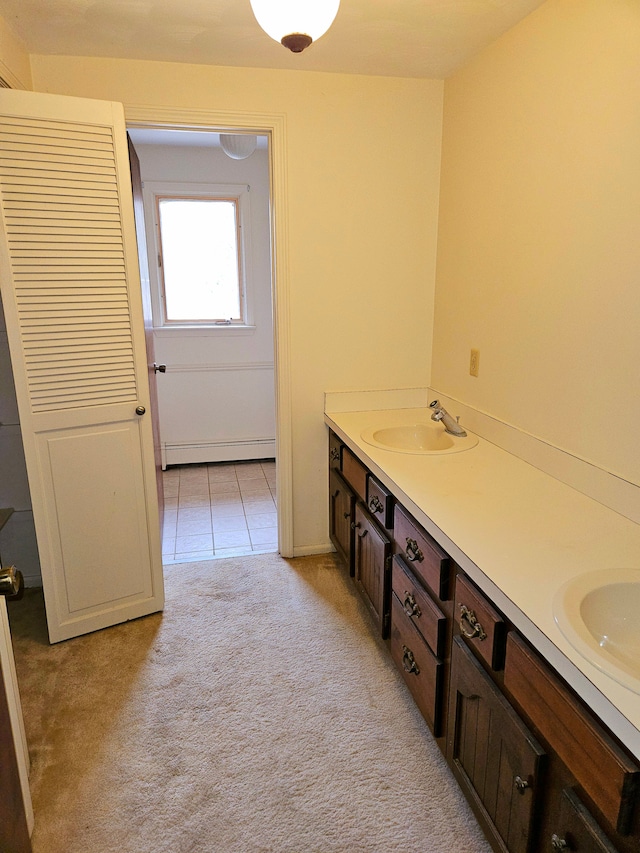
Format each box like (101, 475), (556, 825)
(0, 90), (164, 642)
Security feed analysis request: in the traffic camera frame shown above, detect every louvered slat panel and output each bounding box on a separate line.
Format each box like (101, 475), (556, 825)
(11, 236), (124, 246)
(0, 115), (138, 413)
(0, 162), (117, 179)
(0, 126), (114, 146)
(17, 289), (128, 298)
(7, 208), (121, 215)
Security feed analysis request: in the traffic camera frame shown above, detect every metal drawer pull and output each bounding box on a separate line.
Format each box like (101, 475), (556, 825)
(403, 591), (421, 619)
(330, 448), (340, 462)
(514, 775), (530, 794)
(351, 521), (361, 531)
(357, 529), (368, 539)
(368, 495), (384, 514)
(550, 835), (568, 851)
(402, 645), (420, 675)
(405, 538), (424, 563)
(459, 603), (487, 641)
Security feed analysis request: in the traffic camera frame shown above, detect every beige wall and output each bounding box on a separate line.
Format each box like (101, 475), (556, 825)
(433, 0), (640, 486)
(28, 55), (444, 552)
(0, 15), (32, 89)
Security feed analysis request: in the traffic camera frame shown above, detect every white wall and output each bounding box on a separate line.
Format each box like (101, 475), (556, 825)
(0, 15), (32, 90)
(0, 20), (38, 583)
(0, 293), (41, 584)
(433, 0), (640, 494)
(133, 140), (275, 465)
(28, 56), (444, 554)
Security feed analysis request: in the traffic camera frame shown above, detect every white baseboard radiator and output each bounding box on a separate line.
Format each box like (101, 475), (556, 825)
(162, 437), (276, 468)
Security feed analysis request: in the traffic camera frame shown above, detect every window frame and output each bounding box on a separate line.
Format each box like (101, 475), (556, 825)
(144, 181), (254, 332)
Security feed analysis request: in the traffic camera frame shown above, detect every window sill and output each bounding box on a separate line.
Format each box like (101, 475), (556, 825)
(153, 325), (257, 338)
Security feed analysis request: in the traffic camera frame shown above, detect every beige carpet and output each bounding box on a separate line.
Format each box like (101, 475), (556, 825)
(8, 552), (491, 853)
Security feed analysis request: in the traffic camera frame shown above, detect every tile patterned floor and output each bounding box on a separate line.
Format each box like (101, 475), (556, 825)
(161, 460), (277, 564)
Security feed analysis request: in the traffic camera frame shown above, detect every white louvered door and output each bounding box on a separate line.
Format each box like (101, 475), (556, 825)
(0, 90), (164, 642)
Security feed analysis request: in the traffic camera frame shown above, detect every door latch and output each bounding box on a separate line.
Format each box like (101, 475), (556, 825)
(0, 565), (24, 599)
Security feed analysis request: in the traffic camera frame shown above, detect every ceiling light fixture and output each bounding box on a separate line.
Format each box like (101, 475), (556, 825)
(249, 0), (340, 53)
(219, 134), (258, 160)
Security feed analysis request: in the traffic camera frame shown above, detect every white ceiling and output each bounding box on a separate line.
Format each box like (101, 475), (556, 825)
(0, 0), (546, 80)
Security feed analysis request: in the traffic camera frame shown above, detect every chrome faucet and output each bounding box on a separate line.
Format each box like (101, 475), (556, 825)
(429, 400), (467, 437)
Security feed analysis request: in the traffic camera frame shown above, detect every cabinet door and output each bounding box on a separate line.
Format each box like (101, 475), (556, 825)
(329, 468), (355, 575)
(448, 638), (545, 853)
(354, 504), (391, 637)
(544, 789), (621, 853)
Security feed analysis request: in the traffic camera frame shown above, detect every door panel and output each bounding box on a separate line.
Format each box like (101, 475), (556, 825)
(127, 135), (164, 527)
(0, 89), (164, 642)
(42, 422), (151, 614)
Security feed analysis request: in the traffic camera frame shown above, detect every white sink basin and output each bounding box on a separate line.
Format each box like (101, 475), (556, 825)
(553, 568), (640, 694)
(360, 422), (478, 455)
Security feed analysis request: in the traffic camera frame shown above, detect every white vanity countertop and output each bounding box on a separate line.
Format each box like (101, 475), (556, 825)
(325, 407), (640, 760)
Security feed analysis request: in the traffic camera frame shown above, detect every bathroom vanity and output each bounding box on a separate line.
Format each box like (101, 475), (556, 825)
(325, 404), (640, 853)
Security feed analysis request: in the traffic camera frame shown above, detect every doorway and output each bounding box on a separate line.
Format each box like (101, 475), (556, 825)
(127, 126), (279, 564)
(161, 460), (277, 563)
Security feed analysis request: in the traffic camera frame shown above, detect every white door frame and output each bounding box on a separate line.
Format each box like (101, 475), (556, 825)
(125, 106), (293, 558)
(0, 598), (34, 840)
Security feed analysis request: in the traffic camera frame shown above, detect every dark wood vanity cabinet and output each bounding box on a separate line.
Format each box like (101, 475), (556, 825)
(328, 431), (393, 634)
(326, 428), (640, 853)
(503, 632), (640, 853)
(452, 575), (639, 853)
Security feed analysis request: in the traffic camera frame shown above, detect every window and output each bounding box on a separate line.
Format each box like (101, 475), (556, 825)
(157, 197), (242, 323)
(149, 184), (252, 329)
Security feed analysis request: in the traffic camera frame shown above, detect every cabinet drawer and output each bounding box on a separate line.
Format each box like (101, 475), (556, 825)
(392, 555), (446, 659)
(454, 573), (506, 670)
(366, 475), (394, 531)
(390, 592), (443, 736)
(504, 632), (640, 834)
(341, 447), (367, 502)
(394, 504), (450, 600)
(550, 788), (620, 853)
(329, 431), (342, 469)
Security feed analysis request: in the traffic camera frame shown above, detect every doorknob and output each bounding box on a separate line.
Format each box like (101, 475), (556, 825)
(0, 565), (24, 598)
(153, 363), (166, 373)
(135, 405), (146, 415)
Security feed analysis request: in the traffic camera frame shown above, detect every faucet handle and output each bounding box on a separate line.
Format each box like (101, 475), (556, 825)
(429, 399), (440, 409)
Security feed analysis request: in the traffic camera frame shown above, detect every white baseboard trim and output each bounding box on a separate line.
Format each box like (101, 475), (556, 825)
(164, 438), (276, 466)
